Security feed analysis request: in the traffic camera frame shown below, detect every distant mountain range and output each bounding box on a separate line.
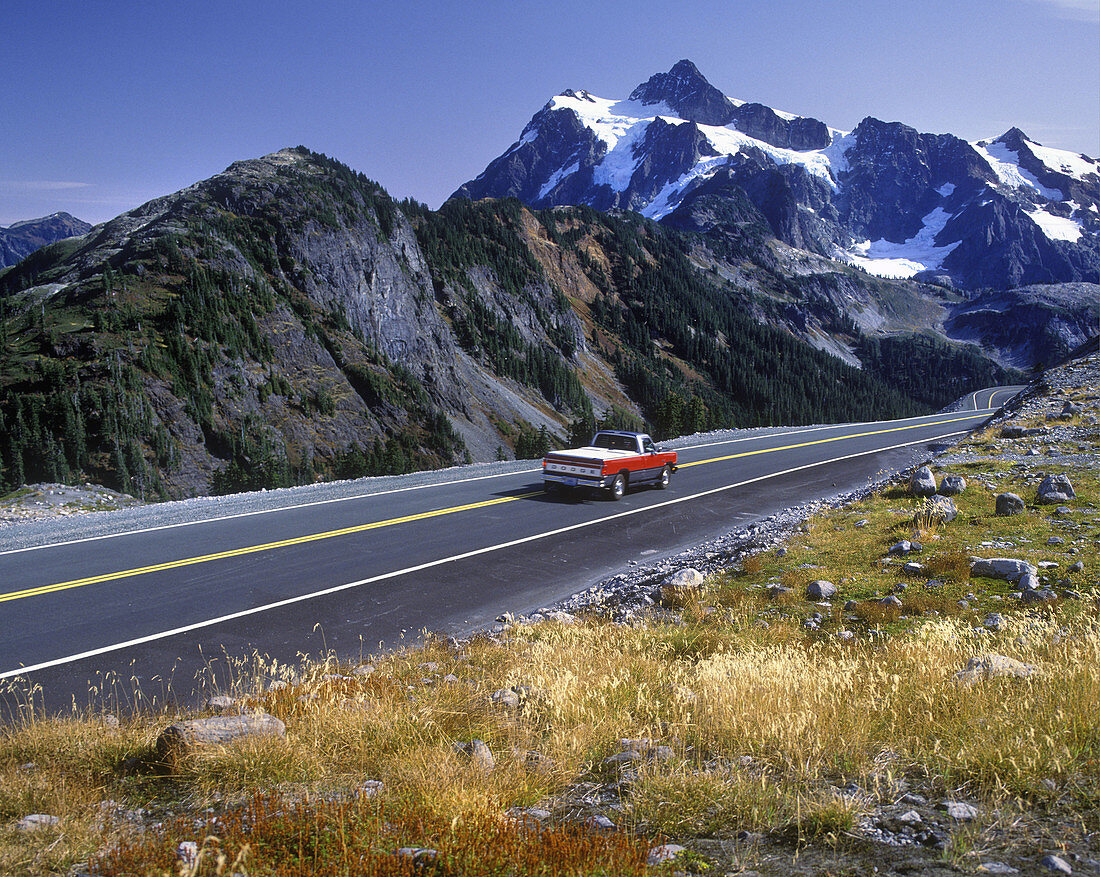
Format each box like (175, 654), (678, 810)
(0, 212), (91, 269)
(455, 59), (1100, 292)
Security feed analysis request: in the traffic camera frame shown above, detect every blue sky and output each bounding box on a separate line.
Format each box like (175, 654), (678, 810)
(2, 0), (1097, 226)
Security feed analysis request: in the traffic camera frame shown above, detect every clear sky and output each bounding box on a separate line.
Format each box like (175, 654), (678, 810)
(3, 0), (1098, 227)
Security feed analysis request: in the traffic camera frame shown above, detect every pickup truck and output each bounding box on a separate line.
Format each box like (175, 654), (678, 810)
(542, 430), (678, 500)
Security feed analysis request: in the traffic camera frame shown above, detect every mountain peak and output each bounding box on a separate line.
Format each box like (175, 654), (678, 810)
(628, 59), (736, 126)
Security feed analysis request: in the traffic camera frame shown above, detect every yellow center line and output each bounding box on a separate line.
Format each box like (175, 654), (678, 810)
(0, 491), (543, 604)
(2, 409), (992, 605)
(678, 411), (990, 469)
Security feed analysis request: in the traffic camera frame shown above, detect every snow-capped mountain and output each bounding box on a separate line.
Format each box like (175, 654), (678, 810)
(454, 60), (1100, 290)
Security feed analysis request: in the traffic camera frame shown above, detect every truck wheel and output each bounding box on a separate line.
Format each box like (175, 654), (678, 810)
(657, 465), (671, 489)
(608, 473), (626, 501)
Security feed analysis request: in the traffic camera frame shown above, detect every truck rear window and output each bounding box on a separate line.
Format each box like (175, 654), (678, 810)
(592, 434), (636, 451)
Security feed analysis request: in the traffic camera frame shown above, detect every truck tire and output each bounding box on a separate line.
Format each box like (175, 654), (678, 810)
(657, 465), (671, 489)
(608, 473), (626, 501)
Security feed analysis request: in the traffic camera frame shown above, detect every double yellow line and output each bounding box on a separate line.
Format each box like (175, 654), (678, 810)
(1, 411), (990, 605)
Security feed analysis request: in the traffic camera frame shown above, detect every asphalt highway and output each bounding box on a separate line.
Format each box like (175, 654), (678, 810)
(0, 387), (1022, 714)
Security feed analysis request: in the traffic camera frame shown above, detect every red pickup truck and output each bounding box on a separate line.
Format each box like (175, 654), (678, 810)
(542, 431), (678, 500)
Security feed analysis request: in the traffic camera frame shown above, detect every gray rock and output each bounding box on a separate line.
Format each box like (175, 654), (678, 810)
(939, 475), (967, 496)
(995, 493), (1026, 516)
(955, 654), (1037, 685)
(1019, 572), (1041, 591)
(663, 567), (704, 589)
(970, 557), (1038, 583)
(897, 809), (923, 824)
(586, 814), (616, 832)
(806, 580), (837, 599)
(910, 466), (938, 497)
(942, 800), (979, 821)
(156, 713), (285, 763)
(203, 695), (237, 713)
(1022, 588), (1058, 604)
(984, 613), (1006, 632)
(454, 738), (494, 771)
(916, 495), (957, 524)
(396, 847), (439, 865)
(647, 844), (687, 865)
(1053, 506), (1073, 516)
(17, 814), (59, 832)
(888, 540), (912, 555)
(1070, 561), (1085, 573)
(177, 841), (200, 866)
(1037, 474), (1076, 504)
(977, 863), (1019, 874)
(902, 562), (925, 575)
(1040, 853), (1072, 874)
(1060, 401), (1083, 418)
(880, 595), (903, 608)
(766, 585), (791, 599)
(1047, 536), (1065, 545)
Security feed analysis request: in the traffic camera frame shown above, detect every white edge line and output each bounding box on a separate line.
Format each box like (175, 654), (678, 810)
(0, 428), (969, 681)
(0, 408), (997, 558)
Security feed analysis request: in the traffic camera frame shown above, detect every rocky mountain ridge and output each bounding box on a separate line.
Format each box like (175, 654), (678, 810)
(454, 61), (1099, 361)
(0, 212), (91, 269)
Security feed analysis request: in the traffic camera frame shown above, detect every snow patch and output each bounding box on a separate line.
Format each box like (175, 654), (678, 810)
(973, 140), (1064, 200)
(937, 183), (956, 197)
(1027, 141), (1099, 180)
(1026, 207), (1084, 242)
(838, 207), (960, 279)
(539, 160), (580, 199)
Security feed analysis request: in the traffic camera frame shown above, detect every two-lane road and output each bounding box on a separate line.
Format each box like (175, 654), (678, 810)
(0, 389), (1021, 713)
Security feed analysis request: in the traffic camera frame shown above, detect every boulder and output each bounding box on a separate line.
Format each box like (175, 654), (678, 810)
(660, 567), (704, 605)
(454, 739), (494, 771)
(156, 713), (285, 763)
(888, 541), (912, 555)
(1059, 401), (1083, 419)
(1037, 474), (1076, 505)
(915, 495), (957, 525)
(995, 493), (1026, 516)
(970, 557), (1037, 583)
(954, 654), (1037, 686)
(806, 580), (837, 600)
(910, 466), (938, 497)
(939, 475), (967, 496)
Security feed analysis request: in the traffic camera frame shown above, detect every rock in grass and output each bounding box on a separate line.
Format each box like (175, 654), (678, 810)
(1040, 853), (1073, 874)
(806, 580), (836, 599)
(915, 495), (958, 525)
(939, 475), (967, 496)
(1037, 474), (1076, 505)
(647, 844), (687, 865)
(955, 654), (1037, 686)
(910, 466), (938, 497)
(17, 814), (59, 831)
(156, 713), (285, 763)
(942, 800), (979, 821)
(454, 739), (494, 771)
(970, 557), (1037, 583)
(995, 493), (1026, 516)
(977, 863), (1020, 874)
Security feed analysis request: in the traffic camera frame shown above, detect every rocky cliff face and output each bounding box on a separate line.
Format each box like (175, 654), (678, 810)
(453, 60), (1100, 317)
(0, 212), (91, 269)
